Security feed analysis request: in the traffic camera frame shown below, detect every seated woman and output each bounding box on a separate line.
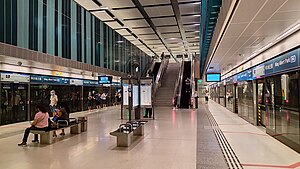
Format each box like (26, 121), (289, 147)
(52, 108), (69, 137)
(18, 104), (49, 146)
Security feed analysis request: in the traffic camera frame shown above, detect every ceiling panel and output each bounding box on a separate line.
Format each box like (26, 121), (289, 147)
(105, 21), (123, 29)
(116, 29), (131, 36)
(113, 9), (143, 19)
(145, 6), (174, 17)
(181, 15), (199, 24)
(123, 20), (149, 27)
(133, 28), (154, 34)
(183, 25), (200, 31)
(92, 11), (114, 21)
(101, 0), (135, 8)
(224, 23), (248, 37)
(157, 26), (179, 33)
(152, 17), (177, 26)
(123, 36), (137, 41)
(278, 0), (300, 12)
(162, 33), (181, 38)
(241, 21), (264, 37)
(74, 0), (100, 10)
(139, 0), (170, 6)
(253, 19), (297, 36)
(252, 0), (286, 22)
(270, 11), (300, 21)
(231, 0), (265, 24)
(139, 34), (159, 39)
(179, 3), (200, 15)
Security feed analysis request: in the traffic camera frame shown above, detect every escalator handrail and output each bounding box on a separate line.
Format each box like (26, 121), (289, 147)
(173, 59), (185, 107)
(144, 58), (157, 77)
(153, 58), (169, 95)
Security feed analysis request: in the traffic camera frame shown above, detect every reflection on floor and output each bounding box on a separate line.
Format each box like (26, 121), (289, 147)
(0, 107), (197, 169)
(208, 101), (300, 169)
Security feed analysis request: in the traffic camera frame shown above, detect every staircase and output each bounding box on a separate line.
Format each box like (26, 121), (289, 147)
(154, 63), (180, 107)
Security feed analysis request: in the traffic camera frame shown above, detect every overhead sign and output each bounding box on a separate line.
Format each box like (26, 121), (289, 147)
(83, 80), (98, 86)
(98, 76), (112, 84)
(237, 69), (252, 81)
(1, 73), (30, 83)
(70, 79), (83, 86)
(252, 64), (265, 79)
(264, 49), (299, 75)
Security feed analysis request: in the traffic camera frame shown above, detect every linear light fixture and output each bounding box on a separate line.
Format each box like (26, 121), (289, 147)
(276, 23), (300, 40)
(258, 42), (273, 52)
(247, 53), (257, 60)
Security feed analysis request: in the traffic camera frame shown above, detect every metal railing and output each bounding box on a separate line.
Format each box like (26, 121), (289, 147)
(153, 58), (169, 96)
(173, 59), (184, 107)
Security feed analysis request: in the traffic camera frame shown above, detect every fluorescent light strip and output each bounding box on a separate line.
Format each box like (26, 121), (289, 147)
(247, 53), (257, 60)
(258, 43), (273, 52)
(276, 23), (300, 40)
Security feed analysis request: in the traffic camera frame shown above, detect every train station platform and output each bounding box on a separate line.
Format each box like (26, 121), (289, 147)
(0, 102), (299, 169)
(205, 101), (300, 169)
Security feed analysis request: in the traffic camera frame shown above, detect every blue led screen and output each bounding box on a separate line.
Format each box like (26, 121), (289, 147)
(206, 73), (221, 82)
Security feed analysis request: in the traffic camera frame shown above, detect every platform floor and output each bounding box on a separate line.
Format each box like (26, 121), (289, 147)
(207, 100), (300, 169)
(0, 106), (197, 169)
(0, 102), (299, 169)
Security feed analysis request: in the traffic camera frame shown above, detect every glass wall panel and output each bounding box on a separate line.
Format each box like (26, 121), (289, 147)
(219, 85), (225, 106)
(226, 84), (234, 112)
(237, 81), (254, 124)
(266, 71), (300, 146)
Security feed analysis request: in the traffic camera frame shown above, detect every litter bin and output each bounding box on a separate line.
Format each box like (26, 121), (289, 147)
(78, 116), (87, 132)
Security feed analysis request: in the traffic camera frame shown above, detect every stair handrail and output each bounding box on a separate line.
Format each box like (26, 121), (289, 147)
(173, 59), (184, 107)
(153, 57), (169, 96)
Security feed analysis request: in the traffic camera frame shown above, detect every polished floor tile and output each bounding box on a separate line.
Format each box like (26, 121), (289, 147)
(208, 101), (300, 169)
(0, 107), (197, 169)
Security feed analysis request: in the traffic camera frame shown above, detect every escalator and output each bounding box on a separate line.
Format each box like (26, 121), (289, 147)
(179, 61), (191, 108)
(152, 62), (161, 81)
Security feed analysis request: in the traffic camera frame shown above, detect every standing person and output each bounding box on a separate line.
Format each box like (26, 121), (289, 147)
(18, 105), (49, 146)
(87, 94), (93, 111)
(114, 92), (119, 106)
(49, 90), (58, 115)
(160, 52), (165, 60)
(12, 92), (21, 122)
(95, 93), (101, 109)
(205, 92), (209, 104)
(101, 92), (107, 108)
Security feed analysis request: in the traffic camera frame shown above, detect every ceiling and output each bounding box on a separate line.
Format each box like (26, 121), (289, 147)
(207, 0), (300, 75)
(74, 0), (201, 58)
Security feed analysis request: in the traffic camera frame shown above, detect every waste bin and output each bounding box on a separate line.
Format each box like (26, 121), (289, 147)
(78, 116), (87, 132)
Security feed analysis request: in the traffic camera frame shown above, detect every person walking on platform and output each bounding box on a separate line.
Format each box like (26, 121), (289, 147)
(49, 90), (58, 115)
(18, 105), (49, 146)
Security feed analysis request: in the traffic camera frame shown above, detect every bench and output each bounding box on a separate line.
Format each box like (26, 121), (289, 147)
(30, 117), (87, 144)
(110, 121), (147, 147)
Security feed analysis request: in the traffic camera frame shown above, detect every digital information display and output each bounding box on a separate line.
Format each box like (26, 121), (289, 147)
(98, 76), (112, 84)
(206, 73), (221, 82)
